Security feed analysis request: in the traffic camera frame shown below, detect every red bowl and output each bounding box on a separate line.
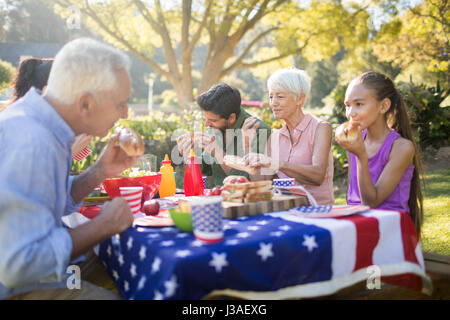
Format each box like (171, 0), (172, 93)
(103, 174), (162, 200)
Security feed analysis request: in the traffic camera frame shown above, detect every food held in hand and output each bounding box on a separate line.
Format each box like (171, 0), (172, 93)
(223, 155), (257, 174)
(116, 126), (145, 156)
(176, 132), (210, 144)
(142, 199), (160, 216)
(335, 121), (359, 142)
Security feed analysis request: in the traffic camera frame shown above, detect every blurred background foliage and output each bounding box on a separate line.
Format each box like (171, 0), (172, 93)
(0, 0), (448, 182)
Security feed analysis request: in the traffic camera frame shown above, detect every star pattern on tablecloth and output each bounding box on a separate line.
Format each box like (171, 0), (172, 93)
(137, 276), (146, 291)
(192, 240), (204, 247)
(100, 213), (333, 300)
(139, 246), (146, 261)
(154, 290), (163, 300)
(175, 250), (191, 258)
(270, 231), (283, 237)
(151, 256), (161, 274)
(164, 275), (178, 297)
(130, 263), (137, 278)
(302, 234), (318, 252)
(257, 242), (274, 261)
(237, 232), (250, 238)
(225, 239), (239, 246)
(209, 252), (228, 272)
(161, 240), (175, 247)
(127, 237), (134, 250)
(176, 233), (189, 238)
(118, 253), (124, 266)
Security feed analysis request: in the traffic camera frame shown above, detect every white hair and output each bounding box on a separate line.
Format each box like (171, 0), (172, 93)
(45, 38), (131, 105)
(267, 68), (311, 106)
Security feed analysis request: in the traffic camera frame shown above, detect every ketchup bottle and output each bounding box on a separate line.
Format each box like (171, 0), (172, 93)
(158, 154), (176, 198)
(184, 149), (204, 196)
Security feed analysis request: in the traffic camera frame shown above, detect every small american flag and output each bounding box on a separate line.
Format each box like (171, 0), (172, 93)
(289, 205), (370, 218)
(73, 146), (92, 162)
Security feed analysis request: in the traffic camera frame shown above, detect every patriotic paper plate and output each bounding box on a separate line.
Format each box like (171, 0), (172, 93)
(289, 205), (370, 218)
(133, 210), (174, 227)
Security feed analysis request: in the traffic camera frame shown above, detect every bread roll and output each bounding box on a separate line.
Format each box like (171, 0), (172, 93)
(223, 155), (257, 174)
(116, 126), (145, 156)
(335, 121), (359, 142)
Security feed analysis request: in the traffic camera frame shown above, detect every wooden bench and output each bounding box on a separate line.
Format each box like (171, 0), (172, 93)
(423, 251), (450, 275)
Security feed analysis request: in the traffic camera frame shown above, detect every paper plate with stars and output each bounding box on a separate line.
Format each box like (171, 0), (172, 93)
(289, 205), (370, 218)
(133, 210), (174, 227)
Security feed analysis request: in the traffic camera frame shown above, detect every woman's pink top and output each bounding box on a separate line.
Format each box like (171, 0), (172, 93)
(347, 130), (414, 212)
(270, 114), (334, 205)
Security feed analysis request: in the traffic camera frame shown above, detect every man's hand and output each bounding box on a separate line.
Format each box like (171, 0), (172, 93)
(177, 134), (193, 158)
(243, 152), (279, 174)
(197, 133), (221, 159)
(68, 197), (134, 260)
(242, 117), (260, 155)
(96, 197), (134, 235)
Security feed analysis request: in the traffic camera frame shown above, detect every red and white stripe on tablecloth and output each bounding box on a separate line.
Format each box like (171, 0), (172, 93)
(73, 146), (92, 162)
(268, 209), (432, 295)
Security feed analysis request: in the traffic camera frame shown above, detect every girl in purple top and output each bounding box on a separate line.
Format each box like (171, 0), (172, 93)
(336, 71), (424, 236)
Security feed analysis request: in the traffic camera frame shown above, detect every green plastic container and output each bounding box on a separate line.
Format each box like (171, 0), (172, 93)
(169, 208), (193, 232)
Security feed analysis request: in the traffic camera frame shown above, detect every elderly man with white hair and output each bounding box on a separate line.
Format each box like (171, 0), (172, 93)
(0, 38), (139, 299)
(243, 68), (334, 205)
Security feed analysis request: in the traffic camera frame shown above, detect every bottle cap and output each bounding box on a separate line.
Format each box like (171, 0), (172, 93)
(162, 154), (171, 164)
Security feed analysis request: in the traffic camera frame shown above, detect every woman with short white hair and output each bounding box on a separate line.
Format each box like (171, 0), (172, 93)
(243, 67), (334, 205)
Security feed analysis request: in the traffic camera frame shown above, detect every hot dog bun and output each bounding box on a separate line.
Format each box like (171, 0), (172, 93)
(116, 126), (145, 156)
(335, 121), (359, 142)
(176, 132), (210, 144)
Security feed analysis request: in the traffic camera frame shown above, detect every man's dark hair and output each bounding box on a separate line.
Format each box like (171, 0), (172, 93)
(196, 83), (241, 119)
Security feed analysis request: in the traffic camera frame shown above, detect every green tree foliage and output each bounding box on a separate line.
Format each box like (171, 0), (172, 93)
(0, 0), (73, 43)
(0, 58), (14, 92)
(51, 0), (374, 108)
(373, 0), (450, 86)
(398, 80), (450, 149)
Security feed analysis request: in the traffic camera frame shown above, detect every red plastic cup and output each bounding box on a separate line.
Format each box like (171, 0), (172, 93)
(119, 186), (143, 215)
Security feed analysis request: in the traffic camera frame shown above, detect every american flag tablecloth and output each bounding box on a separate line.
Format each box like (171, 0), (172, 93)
(96, 209), (432, 300)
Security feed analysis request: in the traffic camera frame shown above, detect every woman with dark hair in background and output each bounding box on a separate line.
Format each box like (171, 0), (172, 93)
(1, 56), (92, 160)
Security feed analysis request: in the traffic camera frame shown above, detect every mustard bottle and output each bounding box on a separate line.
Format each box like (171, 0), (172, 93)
(159, 154), (176, 198)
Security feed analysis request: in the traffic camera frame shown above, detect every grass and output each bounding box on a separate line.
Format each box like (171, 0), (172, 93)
(420, 168), (450, 255)
(334, 167), (450, 256)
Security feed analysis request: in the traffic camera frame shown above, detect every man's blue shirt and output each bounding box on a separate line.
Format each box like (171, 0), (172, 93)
(0, 89), (82, 299)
